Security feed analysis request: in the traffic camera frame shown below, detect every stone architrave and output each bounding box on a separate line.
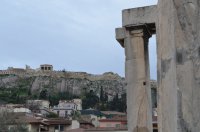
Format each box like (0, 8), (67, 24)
(116, 26), (153, 132)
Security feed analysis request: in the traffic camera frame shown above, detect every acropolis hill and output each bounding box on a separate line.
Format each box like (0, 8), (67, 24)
(0, 64), (157, 101)
(0, 64), (124, 81)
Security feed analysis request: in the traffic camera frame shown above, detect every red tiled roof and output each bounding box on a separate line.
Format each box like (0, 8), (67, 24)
(101, 111), (126, 116)
(44, 118), (71, 125)
(99, 120), (127, 123)
(9, 113), (48, 126)
(78, 120), (94, 126)
(99, 116), (127, 123)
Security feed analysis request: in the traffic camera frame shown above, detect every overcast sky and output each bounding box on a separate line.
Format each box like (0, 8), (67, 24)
(0, 0), (158, 79)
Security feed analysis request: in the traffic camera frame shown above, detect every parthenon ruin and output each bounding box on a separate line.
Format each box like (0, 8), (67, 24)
(116, 0), (200, 132)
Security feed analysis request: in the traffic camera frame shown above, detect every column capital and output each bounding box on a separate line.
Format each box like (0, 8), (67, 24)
(130, 29), (144, 37)
(126, 24), (152, 40)
(115, 24), (152, 48)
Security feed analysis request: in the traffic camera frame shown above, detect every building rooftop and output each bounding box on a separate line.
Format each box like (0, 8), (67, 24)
(99, 116), (127, 122)
(101, 111), (126, 116)
(68, 128), (85, 132)
(40, 64), (53, 66)
(86, 127), (128, 131)
(80, 109), (105, 117)
(44, 118), (72, 125)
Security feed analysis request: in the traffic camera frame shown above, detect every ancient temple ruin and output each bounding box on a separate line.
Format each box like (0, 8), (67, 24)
(116, 0), (200, 132)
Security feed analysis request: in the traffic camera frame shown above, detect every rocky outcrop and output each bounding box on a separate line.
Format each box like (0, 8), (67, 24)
(0, 72), (126, 99)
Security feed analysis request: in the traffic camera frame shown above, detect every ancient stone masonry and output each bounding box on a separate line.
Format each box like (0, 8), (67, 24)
(40, 64), (53, 71)
(116, 0), (200, 132)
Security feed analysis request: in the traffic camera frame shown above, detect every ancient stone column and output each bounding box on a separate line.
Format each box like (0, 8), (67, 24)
(116, 27), (153, 132)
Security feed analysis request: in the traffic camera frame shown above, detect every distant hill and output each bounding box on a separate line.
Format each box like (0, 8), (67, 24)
(0, 71), (126, 104)
(0, 69), (157, 111)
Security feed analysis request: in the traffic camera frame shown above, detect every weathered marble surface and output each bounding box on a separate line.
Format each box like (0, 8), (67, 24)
(122, 5), (157, 27)
(158, 0), (200, 132)
(156, 0), (178, 132)
(157, 0), (200, 132)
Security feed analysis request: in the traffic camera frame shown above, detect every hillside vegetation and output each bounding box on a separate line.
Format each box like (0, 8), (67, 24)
(0, 72), (126, 111)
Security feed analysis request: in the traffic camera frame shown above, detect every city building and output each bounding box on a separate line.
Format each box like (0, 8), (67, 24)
(44, 118), (72, 132)
(53, 100), (78, 118)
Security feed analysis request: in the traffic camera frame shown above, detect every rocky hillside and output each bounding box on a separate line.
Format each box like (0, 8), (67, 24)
(0, 70), (157, 106)
(0, 72), (126, 103)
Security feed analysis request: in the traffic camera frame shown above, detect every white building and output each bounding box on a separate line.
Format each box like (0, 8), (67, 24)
(53, 100), (78, 118)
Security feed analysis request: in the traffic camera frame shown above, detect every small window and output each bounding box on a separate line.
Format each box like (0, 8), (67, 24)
(65, 111), (68, 117)
(60, 125), (64, 131)
(55, 125), (59, 130)
(153, 129), (158, 132)
(116, 124), (120, 128)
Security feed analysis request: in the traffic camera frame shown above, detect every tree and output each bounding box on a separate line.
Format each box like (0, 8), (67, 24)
(72, 111), (81, 120)
(100, 87), (104, 102)
(82, 90), (99, 109)
(62, 69), (66, 72)
(119, 93), (127, 112)
(59, 91), (72, 100)
(98, 87), (109, 110)
(49, 94), (59, 106)
(0, 110), (9, 132)
(9, 125), (28, 132)
(26, 100), (40, 112)
(104, 93), (108, 103)
(108, 94), (119, 111)
(39, 89), (48, 99)
(46, 112), (59, 118)
(108, 93), (127, 112)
